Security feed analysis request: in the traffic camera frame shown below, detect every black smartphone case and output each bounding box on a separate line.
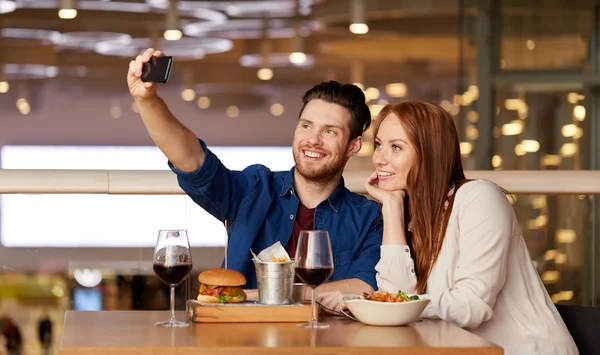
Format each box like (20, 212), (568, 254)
(141, 56), (173, 83)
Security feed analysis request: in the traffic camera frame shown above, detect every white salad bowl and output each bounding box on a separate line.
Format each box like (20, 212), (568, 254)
(343, 293), (430, 326)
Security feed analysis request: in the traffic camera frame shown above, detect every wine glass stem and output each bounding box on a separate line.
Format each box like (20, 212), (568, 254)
(310, 287), (317, 325)
(169, 286), (176, 322)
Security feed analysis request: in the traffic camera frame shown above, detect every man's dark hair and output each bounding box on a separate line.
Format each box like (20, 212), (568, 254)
(299, 81), (371, 141)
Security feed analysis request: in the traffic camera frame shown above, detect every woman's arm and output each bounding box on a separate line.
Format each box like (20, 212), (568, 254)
(422, 180), (514, 329)
(364, 171), (416, 292)
(375, 244), (417, 293)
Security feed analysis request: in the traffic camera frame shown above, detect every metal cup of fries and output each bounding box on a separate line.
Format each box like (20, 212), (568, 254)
(252, 242), (296, 305)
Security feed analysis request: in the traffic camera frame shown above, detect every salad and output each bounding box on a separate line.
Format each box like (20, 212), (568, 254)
(361, 290), (420, 302)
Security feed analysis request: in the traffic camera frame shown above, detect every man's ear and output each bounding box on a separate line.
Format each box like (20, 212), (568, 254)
(347, 136), (362, 158)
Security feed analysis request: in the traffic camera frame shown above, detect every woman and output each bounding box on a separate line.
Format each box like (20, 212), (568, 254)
(365, 101), (577, 354)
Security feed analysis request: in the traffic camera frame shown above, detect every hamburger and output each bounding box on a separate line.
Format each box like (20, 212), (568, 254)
(197, 268), (247, 304)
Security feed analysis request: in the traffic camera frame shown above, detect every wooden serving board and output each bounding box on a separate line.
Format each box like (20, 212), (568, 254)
(186, 299), (316, 323)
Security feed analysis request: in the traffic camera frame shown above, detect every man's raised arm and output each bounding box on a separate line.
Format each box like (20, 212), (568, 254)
(127, 48), (204, 172)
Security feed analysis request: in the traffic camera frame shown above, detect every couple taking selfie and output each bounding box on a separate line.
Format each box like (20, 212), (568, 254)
(128, 48), (578, 354)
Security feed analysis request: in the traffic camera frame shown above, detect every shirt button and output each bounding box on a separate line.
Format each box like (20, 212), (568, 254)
(405, 248), (409, 253)
(290, 214), (294, 219)
(410, 269), (415, 273)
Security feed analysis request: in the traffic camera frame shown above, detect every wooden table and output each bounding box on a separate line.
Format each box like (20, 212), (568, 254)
(58, 311), (503, 355)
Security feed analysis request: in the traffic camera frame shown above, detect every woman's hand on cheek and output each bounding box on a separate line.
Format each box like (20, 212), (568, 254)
(364, 171), (406, 206)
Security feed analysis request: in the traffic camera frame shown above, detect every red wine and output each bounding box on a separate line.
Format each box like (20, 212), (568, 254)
(153, 263), (192, 285)
(295, 267), (333, 288)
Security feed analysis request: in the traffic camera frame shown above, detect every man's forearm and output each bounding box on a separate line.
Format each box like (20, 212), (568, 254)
(136, 97), (205, 172)
(245, 278), (374, 302)
(307, 278), (374, 299)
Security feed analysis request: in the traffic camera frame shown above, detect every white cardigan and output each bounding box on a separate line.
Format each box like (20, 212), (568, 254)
(376, 180), (578, 355)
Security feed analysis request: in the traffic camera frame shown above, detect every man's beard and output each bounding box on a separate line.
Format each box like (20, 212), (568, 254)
(293, 149), (347, 185)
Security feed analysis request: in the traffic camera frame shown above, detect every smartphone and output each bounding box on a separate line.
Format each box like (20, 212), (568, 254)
(141, 56), (173, 83)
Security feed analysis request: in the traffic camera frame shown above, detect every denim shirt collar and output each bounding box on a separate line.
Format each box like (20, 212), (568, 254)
(278, 167), (344, 212)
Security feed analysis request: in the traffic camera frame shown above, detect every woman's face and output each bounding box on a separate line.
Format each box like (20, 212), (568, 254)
(372, 114), (418, 191)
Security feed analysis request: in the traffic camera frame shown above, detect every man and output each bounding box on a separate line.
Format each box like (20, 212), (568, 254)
(127, 48), (382, 301)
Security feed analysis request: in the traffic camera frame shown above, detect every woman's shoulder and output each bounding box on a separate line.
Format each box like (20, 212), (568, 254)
(454, 179), (513, 212)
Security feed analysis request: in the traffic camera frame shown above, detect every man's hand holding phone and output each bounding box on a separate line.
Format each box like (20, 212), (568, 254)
(127, 48), (172, 101)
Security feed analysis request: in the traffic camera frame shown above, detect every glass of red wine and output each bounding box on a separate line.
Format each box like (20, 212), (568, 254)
(294, 230), (334, 329)
(153, 229), (193, 327)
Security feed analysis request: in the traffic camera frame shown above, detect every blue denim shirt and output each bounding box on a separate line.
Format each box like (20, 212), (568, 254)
(169, 140), (383, 289)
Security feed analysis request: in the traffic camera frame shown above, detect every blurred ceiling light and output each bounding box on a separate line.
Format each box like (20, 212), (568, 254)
(560, 143), (578, 157)
(58, 9), (77, 19)
(535, 215), (548, 228)
(544, 249), (558, 261)
(459, 142), (472, 156)
(514, 144), (526, 156)
(453, 95), (462, 106)
(353, 82), (364, 90)
(440, 100), (452, 111)
(164, 0), (181, 41)
(541, 270), (559, 284)
(461, 91), (475, 106)
(467, 111), (479, 123)
(288, 14), (307, 64)
(466, 125), (479, 140)
(574, 127), (583, 139)
(491, 155), (502, 168)
(181, 88), (196, 101)
(226, 105), (239, 118)
(520, 139), (540, 153)
(59, 0), (77, 19)
(555, 253), (568, 265)
(0, 0), (16, 14)
(526, 219), (539, 230)
(526, 39), (535, 50)
(385, 83), (407, 97)
(350, 0), (368, 34)
(504, 98), (524, 111)
(573, 105), (586, 121)
(532, 196), (547, 209)
(163, 29), (182, 41)
(567, 92), (579, 104)
(448, 104), (460, 116)
(197, 96), (210, 109)
(257, 68), (273, 80)
(501, 120), (523, 135)
(289, 52), (307, 64)
(270, 103), (284, 116)
(364, 87), (379, 101)
(0, 81), (9, 94)
(561, 124), (578, 137)
(349, 23), (369, 34)
(560, 290), (574, 301)
(542, 154), (561, 166)
(16, 98), (31, 115)
(240, 53), (313, 68)
(259, 37), (273, 80)
(556, 229), (576, 243)
(467, 85), (479, 99)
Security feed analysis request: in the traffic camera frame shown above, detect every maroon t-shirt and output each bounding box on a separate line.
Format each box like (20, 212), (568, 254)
(285, 202), (315, 259)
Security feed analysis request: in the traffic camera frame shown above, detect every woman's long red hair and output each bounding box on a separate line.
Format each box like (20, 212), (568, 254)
(372, 101), (468, 294)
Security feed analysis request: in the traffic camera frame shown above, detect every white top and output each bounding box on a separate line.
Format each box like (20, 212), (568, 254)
(375, 180), (578, 355)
